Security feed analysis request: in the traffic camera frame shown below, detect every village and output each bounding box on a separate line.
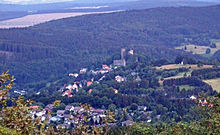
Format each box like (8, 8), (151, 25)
(11, 48), (216, 129)
(27, 48), (141, 129)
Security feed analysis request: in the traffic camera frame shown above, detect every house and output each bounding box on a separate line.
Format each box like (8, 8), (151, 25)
(36, 110), (46, 117)
(200, 100), (208, 106)
(89, 89), (93, 94)
(135, 76), (141, 82)
(138, 106), (147, 111)
(50, 116), (61, 122)
(208, 104), (214, 107)
(100, 69), (109, 74)
(65, 105), (74, 111)
(102, 64), (110, 70)
(90, 70), (99, 75)
(128, 50), (134, 55)
(14, 89), (26, 95)
(72, 83), (78, 90)
(57, 110), (65, 117)
(80, 68), (87, 74)
(30, 105), (39, 110)
(87, 81), (93, 87)
(41, 114), (50, 121)
(59, 124), (70, 129)
(115, 76), (124, 83)
(69, 73), (79, 78)
(73, 106), (84, 114)
(131, 72), (138, 76)
(121, 120), (135, 126)
(62, 90), (72, 98)
(113, 89), (118, 94)
(190, 95), (197, 100)
(90, 108), (105, 114)
(147, 119), (152, 123)
(45, 104), (54, 112)
(66, 84), (73, 90)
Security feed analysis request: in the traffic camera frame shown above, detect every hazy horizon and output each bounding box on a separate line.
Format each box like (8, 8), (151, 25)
(1, 0), (220, 5)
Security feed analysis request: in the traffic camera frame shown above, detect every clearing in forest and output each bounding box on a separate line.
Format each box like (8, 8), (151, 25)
(203, 78), (220, 92)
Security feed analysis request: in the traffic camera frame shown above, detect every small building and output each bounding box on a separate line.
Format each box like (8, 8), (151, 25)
(190, 95), (197, 100)
(115, 76), (124, 83)
(89, 89), (93, 94)
(30, 105), (39, 110)
(69, 73), (79, 78)
(135, 76), (141, 82)
(113, 89), (118, 94)
(102, 64), (110, 70)
(100, 69), (109, 74)
(128, 50), (134, 55)
(113, 59), (126, 67)
(65, 105), (74, 111)
(80, 68), (87, 74)
(50, 116), (61, 122)
(87, 81), (93, 87)
(57, 110), (65, 117)
(45, 104), (54, 112)
(72, 83), (78, 90)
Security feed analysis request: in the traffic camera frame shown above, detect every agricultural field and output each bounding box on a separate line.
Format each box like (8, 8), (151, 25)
(179, 85), (195, 91)
(157, 64), (214, 85)
(203, 78), (220, 92)
(175, 42), (220, 55)
(163, 71), (191, 80)
(0, 11), (117, 29)
(155, 64), (213, 70)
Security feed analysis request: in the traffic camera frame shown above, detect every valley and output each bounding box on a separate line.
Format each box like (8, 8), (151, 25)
(0, 2), (220, 134)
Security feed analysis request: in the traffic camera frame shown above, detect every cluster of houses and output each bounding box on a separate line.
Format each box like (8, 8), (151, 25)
(60, 48), (135, 98)
(30, 102), (162, 129)
(60, 64), (114, 98)
(30, 103), (115, 129)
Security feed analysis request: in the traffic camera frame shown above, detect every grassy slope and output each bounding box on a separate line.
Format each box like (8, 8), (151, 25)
(204, 78), (220, 92)
(175, 41), (220, 55)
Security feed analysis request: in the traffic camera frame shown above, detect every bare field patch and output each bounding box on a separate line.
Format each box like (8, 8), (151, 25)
(0, 11), (119, 29)
(155, 64), (213, 70)
(204, 78), (220, 92)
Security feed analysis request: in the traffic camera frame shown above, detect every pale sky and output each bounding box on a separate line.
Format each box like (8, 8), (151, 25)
(0, 0), (220, 4)
(0, 0), (73, 4)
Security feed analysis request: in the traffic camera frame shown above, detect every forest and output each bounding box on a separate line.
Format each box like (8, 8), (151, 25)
(1, 5), (220, 91)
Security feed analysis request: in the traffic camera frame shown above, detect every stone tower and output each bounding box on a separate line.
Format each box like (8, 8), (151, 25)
(121, 48), (126, 60)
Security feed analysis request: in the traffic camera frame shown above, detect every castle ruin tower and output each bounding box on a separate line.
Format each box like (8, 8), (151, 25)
(121, 48), (126, 60)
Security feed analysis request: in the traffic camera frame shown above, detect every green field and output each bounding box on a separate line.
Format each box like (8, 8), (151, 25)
(179, 85), (195, 91)
(156, 64), (213, 70)
(164, 72), (191, 80)
(175, 41), (220, 55)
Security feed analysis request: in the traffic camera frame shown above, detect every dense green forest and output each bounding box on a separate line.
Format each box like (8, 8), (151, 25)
(1, 5), (220, 90)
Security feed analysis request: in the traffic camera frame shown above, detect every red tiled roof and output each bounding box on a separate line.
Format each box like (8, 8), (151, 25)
(30, 105), (39, 110)
(87, 81), (93, 87)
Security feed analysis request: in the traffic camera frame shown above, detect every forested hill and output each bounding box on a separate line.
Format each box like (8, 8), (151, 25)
(0, 5), (220, 90)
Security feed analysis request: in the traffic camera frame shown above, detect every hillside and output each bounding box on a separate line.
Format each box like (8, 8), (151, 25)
(0, 5), (220, 90)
